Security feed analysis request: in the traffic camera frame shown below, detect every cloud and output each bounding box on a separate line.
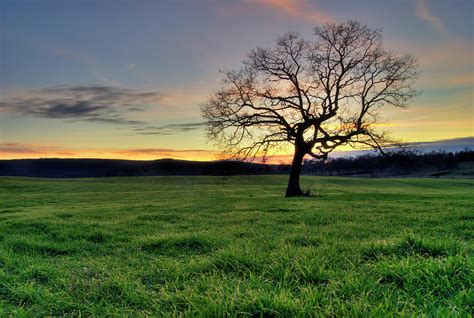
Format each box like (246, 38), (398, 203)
(113, 148), (216, 157)
(0, 85), (164, 125)
(0, 143), (42, 155)
(133, 122), (206, 135)
(244, 0), (331, 23)
(0, 143), (219, 160)
(0, 143), (76, 158)
(0, 85), (206, 136)
(416, 0), (447, 34)
(0, 144), (217, 160)
(112, 148), (219, 160)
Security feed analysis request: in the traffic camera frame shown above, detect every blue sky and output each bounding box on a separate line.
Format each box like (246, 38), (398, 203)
(0, 0), (473, 160)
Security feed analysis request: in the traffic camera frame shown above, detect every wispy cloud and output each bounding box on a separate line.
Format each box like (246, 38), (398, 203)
(415, 0), (447, 34)
(0, 143), (44, 155)
(0, 143), (76, 157)
(113, 148), (217, 159)
(2, 137), (472, 161)
(0, 142), (218, 160)
(0, 85), (164, 125)
(133, 122), (206, 135)
(245, 0), (331, 23)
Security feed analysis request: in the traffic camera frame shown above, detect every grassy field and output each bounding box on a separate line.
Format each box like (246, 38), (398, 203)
(0, 176), (472, 316)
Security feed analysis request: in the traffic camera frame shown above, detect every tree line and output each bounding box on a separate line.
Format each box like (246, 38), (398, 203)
(302, 149), (474, 176)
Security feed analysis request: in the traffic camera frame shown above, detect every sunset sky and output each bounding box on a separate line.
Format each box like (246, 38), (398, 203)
(1, 0), (473, 161)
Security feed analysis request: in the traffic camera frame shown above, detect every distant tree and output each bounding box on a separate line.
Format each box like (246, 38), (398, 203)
(201, 21), (419, 196)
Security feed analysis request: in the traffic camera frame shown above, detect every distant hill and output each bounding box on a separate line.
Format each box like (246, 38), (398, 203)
(1, 147), (473, 179)
(0, 158), (287, 178)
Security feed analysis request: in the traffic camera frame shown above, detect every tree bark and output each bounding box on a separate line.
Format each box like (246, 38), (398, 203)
(285, 145), (306, 197)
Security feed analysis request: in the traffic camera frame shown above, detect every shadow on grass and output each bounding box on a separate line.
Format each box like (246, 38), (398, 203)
(362, 234), (465, 261)
(140, 235), (217, 256)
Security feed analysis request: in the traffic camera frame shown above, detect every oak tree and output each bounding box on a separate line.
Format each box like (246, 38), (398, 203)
(201, 21), (419, 196)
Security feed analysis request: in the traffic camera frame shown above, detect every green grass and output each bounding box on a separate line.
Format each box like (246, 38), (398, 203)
(0, 175), (472, 316)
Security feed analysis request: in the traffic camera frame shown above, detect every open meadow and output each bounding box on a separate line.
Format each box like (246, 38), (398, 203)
(0, 176), (472, 316)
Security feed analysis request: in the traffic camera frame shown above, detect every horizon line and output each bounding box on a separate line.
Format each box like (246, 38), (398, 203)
(1, 135), (472, 163)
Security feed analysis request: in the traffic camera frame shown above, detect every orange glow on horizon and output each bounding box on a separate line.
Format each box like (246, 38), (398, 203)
(2, 134), (472, 164)
(0, 144), (219, 162)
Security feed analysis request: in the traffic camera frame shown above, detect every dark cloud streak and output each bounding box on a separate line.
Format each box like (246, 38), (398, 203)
(134, 122), (206, 135)
(0, 85), (208, 135)
(0, 85), (163, 125)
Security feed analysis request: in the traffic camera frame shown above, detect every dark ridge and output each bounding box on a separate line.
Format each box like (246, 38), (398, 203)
(1, 149), (473, 178)
(0, 158), (289, 178)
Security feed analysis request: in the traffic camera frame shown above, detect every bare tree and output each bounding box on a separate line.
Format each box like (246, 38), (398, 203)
(201, 21), (419, 196)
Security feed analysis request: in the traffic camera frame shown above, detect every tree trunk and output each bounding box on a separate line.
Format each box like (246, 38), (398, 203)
(285, 145), (306, 197)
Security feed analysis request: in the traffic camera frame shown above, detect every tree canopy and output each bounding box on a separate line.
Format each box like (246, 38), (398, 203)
(201, 21), (419, 196)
